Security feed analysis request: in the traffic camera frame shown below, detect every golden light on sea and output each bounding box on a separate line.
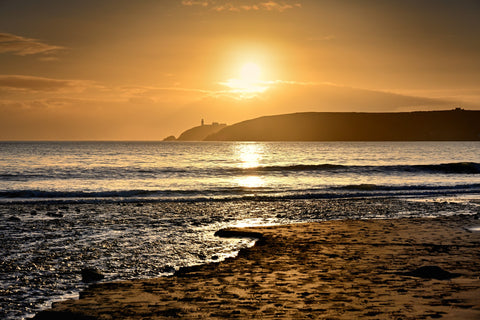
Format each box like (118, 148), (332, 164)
(235, 143), (264, 169)
(234, 143), (266, 188)
(235, 176), (265, 189)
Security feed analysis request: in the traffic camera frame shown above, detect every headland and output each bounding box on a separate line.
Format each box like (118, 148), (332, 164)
(166, 109), (480, 141)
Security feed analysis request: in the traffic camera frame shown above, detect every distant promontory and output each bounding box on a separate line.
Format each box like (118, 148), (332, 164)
(167, 109), (480, 141)
(165, 121), (226, 141)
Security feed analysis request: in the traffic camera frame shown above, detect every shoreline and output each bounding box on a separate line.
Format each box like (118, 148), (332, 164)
(33, 215), (480, 319)
(5, 197), (479, 319)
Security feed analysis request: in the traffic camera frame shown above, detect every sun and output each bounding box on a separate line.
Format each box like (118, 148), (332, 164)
(239, 62), (261, 82)
(220, 61), (270, 99)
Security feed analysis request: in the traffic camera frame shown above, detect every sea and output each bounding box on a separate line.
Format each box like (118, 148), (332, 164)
(1, 141), (479, 319)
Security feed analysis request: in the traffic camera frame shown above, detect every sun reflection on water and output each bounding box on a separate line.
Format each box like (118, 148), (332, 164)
(236, 176), (265, 188)
(236, 143), (264, 169)
(234, 143), (266, 188)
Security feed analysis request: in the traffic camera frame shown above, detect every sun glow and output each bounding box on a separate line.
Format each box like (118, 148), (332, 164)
(220, 62), (270, 99)
(240, 62), (261, 81)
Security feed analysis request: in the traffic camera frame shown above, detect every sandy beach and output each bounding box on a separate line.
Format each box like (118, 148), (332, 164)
(33, 215), (480, 319)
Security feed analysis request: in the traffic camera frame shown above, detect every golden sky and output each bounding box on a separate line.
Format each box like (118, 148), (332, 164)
(1, 0), (480, 140)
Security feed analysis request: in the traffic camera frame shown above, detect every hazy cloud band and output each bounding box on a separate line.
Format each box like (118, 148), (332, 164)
(0, 75), (90, 92)
(0, 32), (64, 56)
(181, 0), (301, 12)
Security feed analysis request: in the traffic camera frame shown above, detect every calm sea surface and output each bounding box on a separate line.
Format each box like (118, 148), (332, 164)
(1, 141), (479, 202)
(1, 141), (479, 319)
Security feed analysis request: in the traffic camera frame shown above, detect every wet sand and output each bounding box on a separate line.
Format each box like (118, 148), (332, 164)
(34, 215), (480, 319)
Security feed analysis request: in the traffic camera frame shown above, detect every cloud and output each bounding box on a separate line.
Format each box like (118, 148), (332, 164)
(217, 78), (322, 100)
(181, 1), (209, 7)
(181, 0), (301, 12)
(0, 99), (68, 111)
(214, 77), (466, 110)
(0, 75), (91, 92)
(0, 32), (64, 56)
(119, 85), (212, 95)
(258, 1), (301, 12)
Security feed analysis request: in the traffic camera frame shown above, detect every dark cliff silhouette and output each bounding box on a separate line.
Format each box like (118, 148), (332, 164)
(203, 109), (480, 141)
(175, 123), (227, 141)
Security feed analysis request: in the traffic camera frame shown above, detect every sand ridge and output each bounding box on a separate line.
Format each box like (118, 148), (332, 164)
(34, 216), (480, 319)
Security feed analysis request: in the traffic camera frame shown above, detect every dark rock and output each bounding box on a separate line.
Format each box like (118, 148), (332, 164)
(399, 266), (460, 280)
(33, 310), (96, 320)
(7, 216), (21, 222)
(161, 265), (176, 273)
(81, 268), (104, 283)
(47, 212), (63, 218)
(214, 229), (264, 240)
(174, 265), (204, 277)
(30, 210), (38, 215)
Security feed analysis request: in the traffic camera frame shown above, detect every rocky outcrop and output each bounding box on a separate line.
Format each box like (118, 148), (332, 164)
(176, 123), (226, 141)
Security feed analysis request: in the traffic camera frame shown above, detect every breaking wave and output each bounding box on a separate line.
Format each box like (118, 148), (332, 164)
(237, 162), (480, 174)
(1, 183), (479, 203)
(2, 162), (478, 182)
